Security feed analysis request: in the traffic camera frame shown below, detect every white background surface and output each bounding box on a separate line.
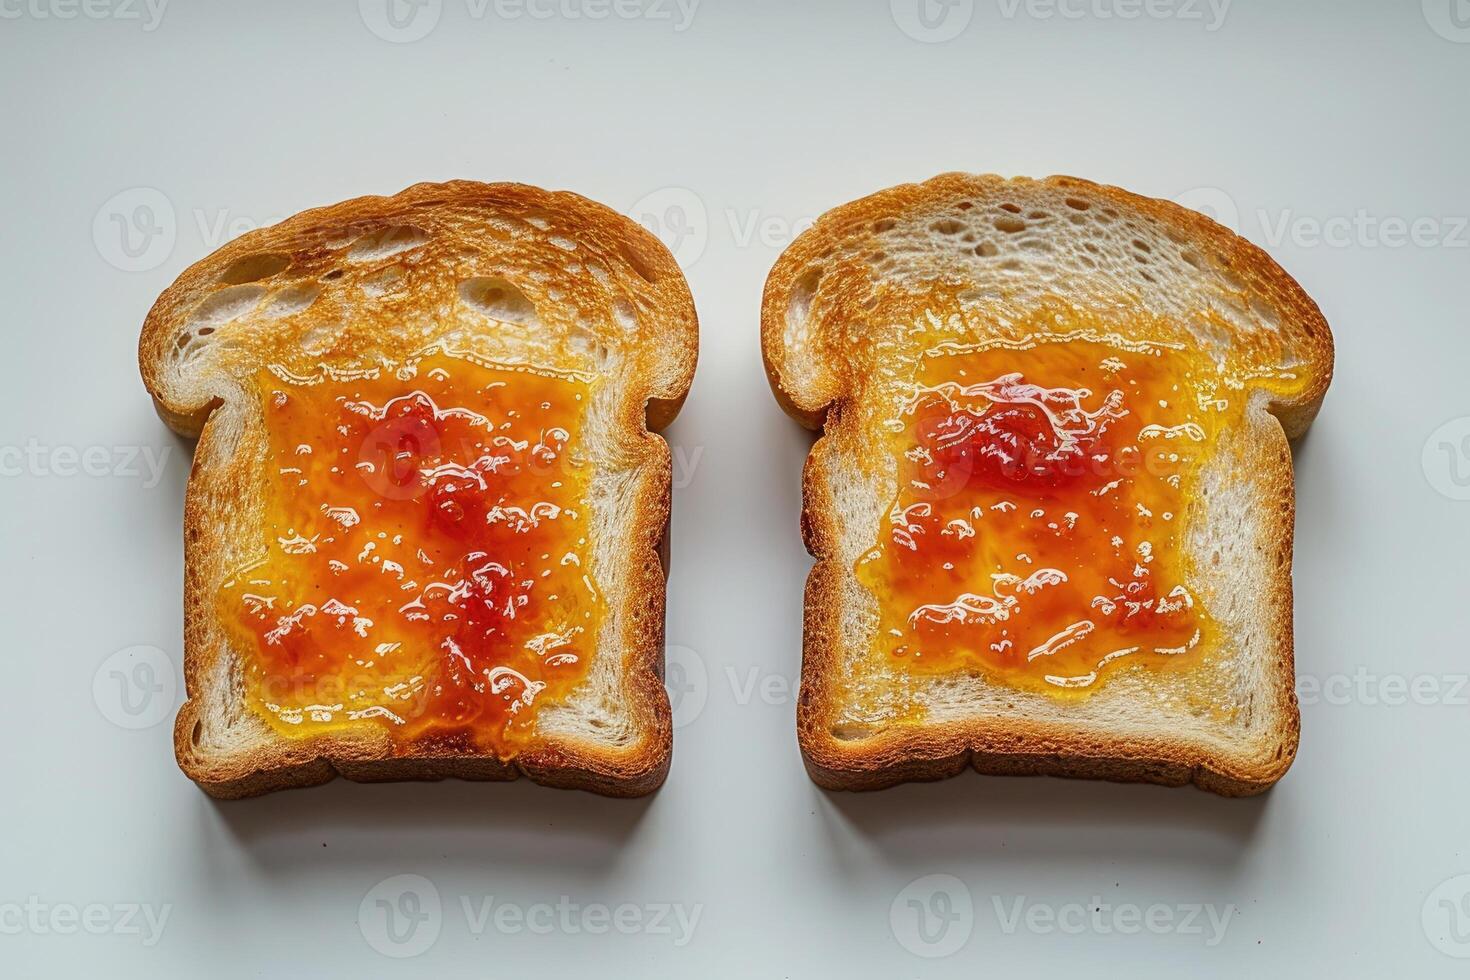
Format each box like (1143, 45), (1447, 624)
(3, 1), (1470, 976)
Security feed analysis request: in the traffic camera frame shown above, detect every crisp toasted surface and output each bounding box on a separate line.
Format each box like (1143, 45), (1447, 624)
(761, 173), (1332, 796)
(140, 180), (697, 799)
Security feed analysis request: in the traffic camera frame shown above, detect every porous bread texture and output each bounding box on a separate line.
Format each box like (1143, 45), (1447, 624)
(140, 180), (697, 799)
(761, 173), (1333, 795)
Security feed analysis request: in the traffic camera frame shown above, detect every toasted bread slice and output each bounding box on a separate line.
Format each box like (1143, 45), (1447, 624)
(761, 173), (1332, 796)
(140, 180), (697, 799)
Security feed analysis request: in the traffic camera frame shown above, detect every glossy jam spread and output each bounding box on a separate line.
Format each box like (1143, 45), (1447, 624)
(856, 333), (1225, 694)
(220, 352), (601, 756)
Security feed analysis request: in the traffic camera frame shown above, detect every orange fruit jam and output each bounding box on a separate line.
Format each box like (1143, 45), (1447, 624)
(220, 352), (601, 756)
(856, 333), (1224, 694)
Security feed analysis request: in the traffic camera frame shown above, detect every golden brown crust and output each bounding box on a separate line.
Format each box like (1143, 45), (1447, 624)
(142, 180), (696, 799)
(763, 173), (1331, 796)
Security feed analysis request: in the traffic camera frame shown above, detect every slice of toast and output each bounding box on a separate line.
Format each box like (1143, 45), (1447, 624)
(761, 173), (1332, 796)
(140, 180), (697, 799)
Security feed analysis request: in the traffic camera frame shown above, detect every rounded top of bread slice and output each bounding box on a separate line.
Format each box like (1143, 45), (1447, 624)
(762, 172), (1332, 436)
(141, 180), (697, 436)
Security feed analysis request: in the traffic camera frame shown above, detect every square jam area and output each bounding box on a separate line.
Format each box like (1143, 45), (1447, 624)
(856, 334), (1227, 695)
(221, 352), (602, 756)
